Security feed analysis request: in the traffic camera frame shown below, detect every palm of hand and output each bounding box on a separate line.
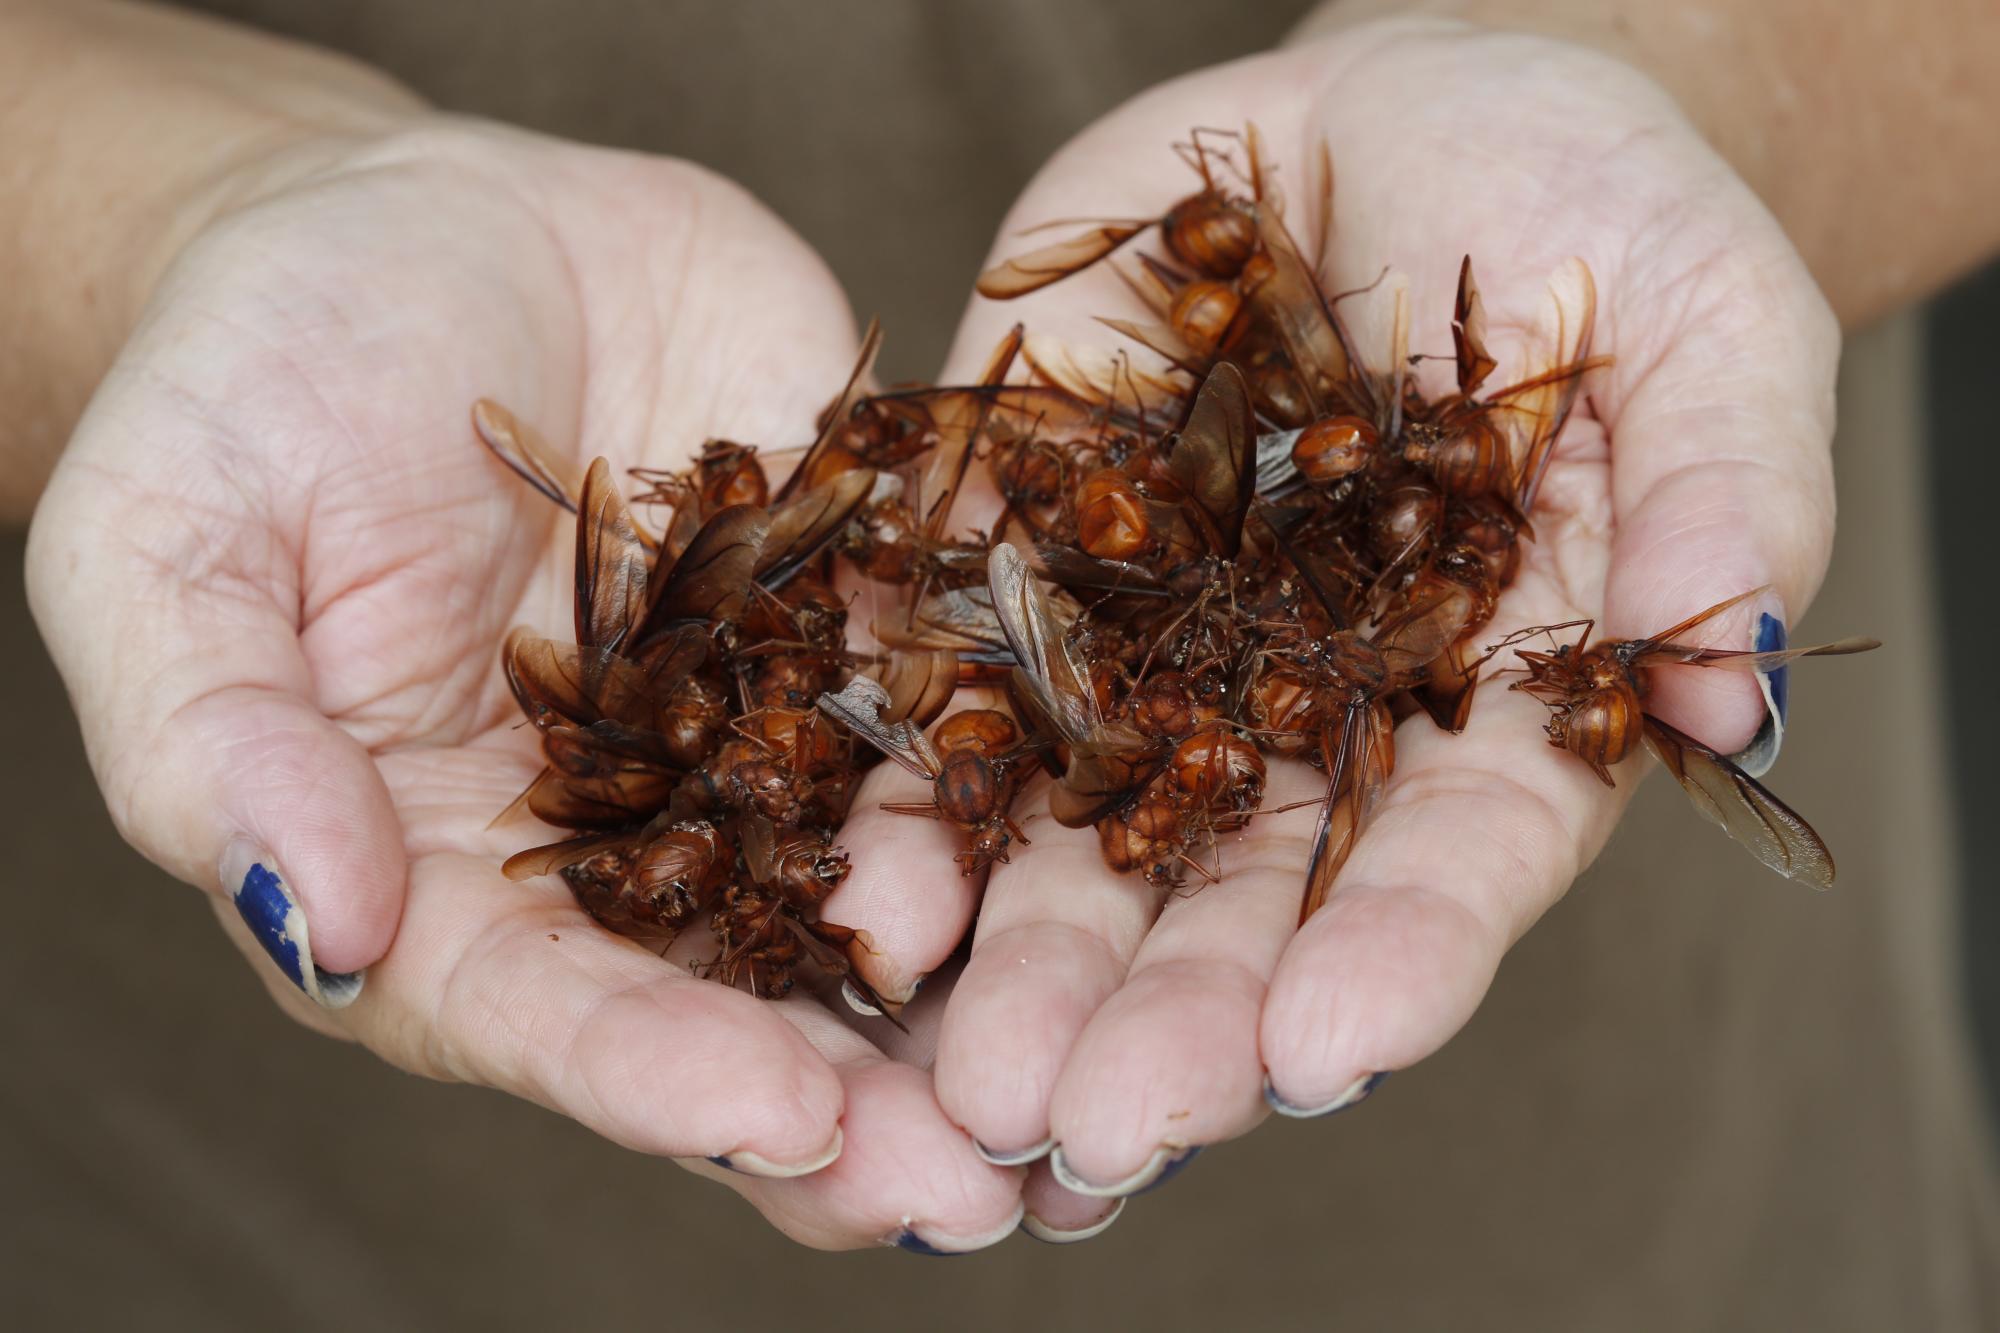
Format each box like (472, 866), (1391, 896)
(825, 22), (1836, 1200)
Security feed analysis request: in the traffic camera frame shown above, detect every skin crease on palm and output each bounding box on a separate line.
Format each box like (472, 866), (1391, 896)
(23, 18), (1837, 1250)
(819, 19), (1838, 1206)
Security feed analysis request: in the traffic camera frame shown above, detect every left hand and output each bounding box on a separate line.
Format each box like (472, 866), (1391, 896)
(819, 15), (1840, 1215)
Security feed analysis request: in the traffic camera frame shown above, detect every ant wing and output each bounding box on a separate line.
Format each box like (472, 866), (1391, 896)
(1096, 317), (1211, 379)
(775, 318), (884, 503)
(1245, 197), (1363, 414)
(1048, 733), (1162, 830)
(1452, 256), (1498, 397)
(976, 220), (1151, 299)
(1636, 636), (1882, 672)
(757, 468), (877, 588)
(988, 542), (1101, 743)
(1299, 700), (1394, 922)
(740, 809), (781, 885)
(1495, 257), (1600, 516)
(501, 830), (631, 882)
(575, 458), (651, 659)
(503, 627), (703, 731)
(876, 585), (1016, 665)
(473, 399), (584, 514)
(1641, 714), (1834, 888)
(815, 675), (941, 780)
(875, 648), (960, 730)
(1167, 362), (1257, 559)
(637, 503), (771, 638)
(1375, 582), (1474, 681)
(1032, 543), (1170, 599)
(916, 324), (1022, 543)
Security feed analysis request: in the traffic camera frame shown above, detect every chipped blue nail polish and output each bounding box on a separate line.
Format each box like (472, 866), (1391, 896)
(892, 1231), (965, 1257)
(1264, 1071), (1389, 1119)
(228, 855), (363, 1009)
(1757, 613), (1790, 722)
(1729, 613), (1789, 778)
(1135, 1146), (1203, 1195)
(705, 1155), (735, 1171)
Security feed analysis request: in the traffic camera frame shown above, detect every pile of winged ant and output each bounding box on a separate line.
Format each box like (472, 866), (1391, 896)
(475, 126), (1877, 1012)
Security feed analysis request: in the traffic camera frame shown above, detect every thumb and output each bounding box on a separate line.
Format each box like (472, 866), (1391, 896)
(27, 453), (403, 1008)
(1600, 241), (1841, 772)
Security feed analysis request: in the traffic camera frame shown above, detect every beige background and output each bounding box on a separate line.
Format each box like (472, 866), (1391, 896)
(3, 3), (1994, 1328)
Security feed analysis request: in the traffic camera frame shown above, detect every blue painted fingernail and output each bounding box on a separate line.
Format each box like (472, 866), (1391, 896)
(892, 1231), (963, 1257)
(885, 1206), (1025, 1256)
(1135, 1146), (1202, 1195)
(703, 1129), (843, 1178)
(222, 837), (363, 1009)
(1264, 1071), (1388, 1119)
(1729, 611), (1788, 778)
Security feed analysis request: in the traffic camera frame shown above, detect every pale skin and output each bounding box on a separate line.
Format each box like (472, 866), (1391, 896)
(8, 0), (1999, 1248)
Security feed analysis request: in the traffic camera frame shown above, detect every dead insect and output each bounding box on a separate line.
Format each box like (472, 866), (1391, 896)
(817, 676), (1034, 873)
(1501, 590), (1878, 885)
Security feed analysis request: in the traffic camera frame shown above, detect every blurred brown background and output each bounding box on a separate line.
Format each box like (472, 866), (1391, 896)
(4, 2), (1994, 1328)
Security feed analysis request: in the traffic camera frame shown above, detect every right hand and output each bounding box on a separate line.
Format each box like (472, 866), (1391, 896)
(26, 118), (1022, 1252)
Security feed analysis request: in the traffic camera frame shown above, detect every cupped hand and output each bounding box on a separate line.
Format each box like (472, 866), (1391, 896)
(824, 16), (1838, 1214)
(25, 119), (1021, 1251)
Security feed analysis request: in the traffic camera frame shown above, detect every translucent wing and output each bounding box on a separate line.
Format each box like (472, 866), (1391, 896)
(637, 503), (771, 637)
(574, 458), (650, 658)
(1096, 317), (1211, 378)
(1299, 700), (1393, 921)
(1501, 257), (1600, 515)
(1641, 714), (1834, 888)
(1166, 362), (1257, 559)
(1635, 637), (1882, 672)
(815, 676), (941, 780)
(756, 469), (876, 587)
(777, 317), (884, 502)
(987, 542), (1100, 742)
(1451, 256), (1497, 397)
(976, 221), (1150, 299)
(473, 399), (584, 514)
(501, 830), (631, 882)
(874, 649), (960, 729)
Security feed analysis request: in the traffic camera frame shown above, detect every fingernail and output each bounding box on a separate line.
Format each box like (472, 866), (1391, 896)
(222, 837), (363, 1010)
(705, 1126), (843, 1179)
(1727, 607), (1788, 779)
(1022, 1197), (1126, 1245)
(1134, 1146), (1202, 1194)
(973, 1136), (1054, 1167)
(885, 1204), (1026, 1256)
(1047, 1143), (1199, 1198)
(1264, 1070), (1388, 1119)
(841, 980), (882, 1017)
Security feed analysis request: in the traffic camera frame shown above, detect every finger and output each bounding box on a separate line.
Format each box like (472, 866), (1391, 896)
(1599, 222), (1841, 762)
(933, 774), (1170, 1164)
(332, 806), (850, 1173)
(1260, 627), (1631, 1111)
(816, 695), (1000, 1007)
(1020, 1159), (1128, 1245)
(691, 997), (1025, 1253)
(26, 475), (402, 1005)
(1037, 763), (1327, 1192)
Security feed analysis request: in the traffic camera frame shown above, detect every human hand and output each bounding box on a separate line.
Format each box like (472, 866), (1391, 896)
(819, 16), (1838, 1220)
(24, 119), (1022, 1251)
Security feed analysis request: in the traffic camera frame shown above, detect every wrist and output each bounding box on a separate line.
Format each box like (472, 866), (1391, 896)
(1292, 1), (2000, 325)
(0, 1), (428, 519)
